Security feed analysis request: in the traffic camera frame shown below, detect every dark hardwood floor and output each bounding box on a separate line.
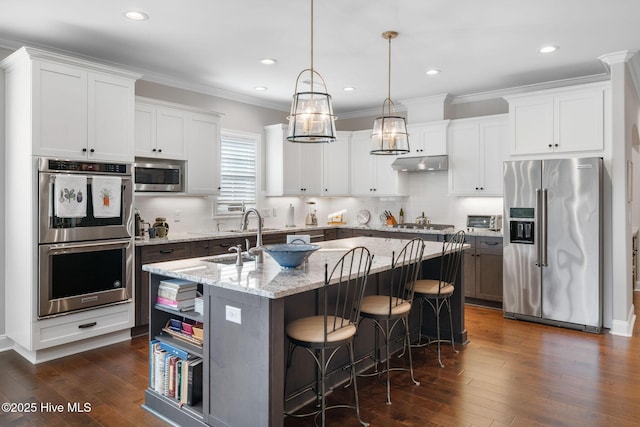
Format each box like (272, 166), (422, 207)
(2, 294), (640, 426)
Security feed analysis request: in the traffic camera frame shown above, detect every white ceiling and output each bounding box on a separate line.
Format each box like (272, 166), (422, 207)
(0, 0), (638, 115)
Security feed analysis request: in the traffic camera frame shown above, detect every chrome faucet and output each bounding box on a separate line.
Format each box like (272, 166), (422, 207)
(241, 208), (263, 264)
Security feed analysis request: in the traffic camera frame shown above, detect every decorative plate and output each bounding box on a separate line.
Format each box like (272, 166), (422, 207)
(356, 209), (371, 225)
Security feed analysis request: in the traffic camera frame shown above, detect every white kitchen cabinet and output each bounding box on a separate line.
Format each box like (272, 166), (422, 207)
(186, 112), (222, 195)
(10, 49), (138, 162)
(350, 130), (408, 196)
(448, 114), (508, 196)
(321, 131), (350, 196)
(265, 124), (322, 196)
(402, 120), (450, 156)
(135, 99), (187, 160)
(506, 82), (607, 155)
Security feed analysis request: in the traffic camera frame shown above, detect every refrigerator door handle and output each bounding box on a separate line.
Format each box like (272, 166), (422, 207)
(535, 188), (542, 267)
(541, 188), (548, 267)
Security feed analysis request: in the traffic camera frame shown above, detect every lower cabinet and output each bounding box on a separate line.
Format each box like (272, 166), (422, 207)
(463, 236), (504, 303)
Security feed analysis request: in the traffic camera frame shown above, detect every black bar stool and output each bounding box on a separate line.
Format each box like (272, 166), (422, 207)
(284, 246), (373, 427)
(413, 230), (466, 367)
(358, 237), (425, 405)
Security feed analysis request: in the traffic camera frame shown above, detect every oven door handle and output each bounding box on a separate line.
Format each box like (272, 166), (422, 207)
(46, 239), (131, 252)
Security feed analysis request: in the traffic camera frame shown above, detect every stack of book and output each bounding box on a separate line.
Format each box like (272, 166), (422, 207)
(150, 340), (203, 406)
(156, 279), (197, 311)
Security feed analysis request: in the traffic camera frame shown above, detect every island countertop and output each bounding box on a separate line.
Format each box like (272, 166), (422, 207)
(142, 236), (458, 299)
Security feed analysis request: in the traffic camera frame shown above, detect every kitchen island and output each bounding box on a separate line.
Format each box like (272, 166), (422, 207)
(142, 236), (467, 427)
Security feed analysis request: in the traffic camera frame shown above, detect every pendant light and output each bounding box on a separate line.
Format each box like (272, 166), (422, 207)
(371, 31), (409, 155)
(287, 0), (336, 143)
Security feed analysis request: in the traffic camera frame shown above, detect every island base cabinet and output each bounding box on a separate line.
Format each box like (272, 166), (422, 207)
(206, 287), (285, 427)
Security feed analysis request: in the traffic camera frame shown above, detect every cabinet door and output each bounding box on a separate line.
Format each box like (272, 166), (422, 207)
(322, 132), (350, 196)
(479, 117), (508, 196)
(350, 130), (375, 195)
(463, 251), (477, 298)
(448, 121), (480, 195)
(298, 143), (322, 195)
(476, 251), (503, 302)
(32, 60), (88, 159)
(405, 121), (449, 156)
(156, 107), (187, 159)
(187, 112), (220, 195)
(554, 89), (604, 153)
(374, 154), (405, 196)
(88, 72), (135, 162)
(509, 95), (554, 155)
(281, 142), (302, 195)
(134, 103), (156, 157)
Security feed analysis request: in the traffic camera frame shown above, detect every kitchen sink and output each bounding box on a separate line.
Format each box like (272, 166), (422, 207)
(203, 254), (255, 265)
(226, 228), (278, 233)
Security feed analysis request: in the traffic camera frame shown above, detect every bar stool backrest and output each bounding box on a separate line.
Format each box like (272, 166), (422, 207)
(322, 246), (373, 343)
(438, 230), (466, 294)
(388, 238), (426, 314)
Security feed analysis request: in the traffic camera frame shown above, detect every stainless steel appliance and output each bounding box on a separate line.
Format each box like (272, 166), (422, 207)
(503, 157), (602, 332)
(133, 160), (184, 192)
(466, 214), (502, 231)
(38, 158), (133, 318)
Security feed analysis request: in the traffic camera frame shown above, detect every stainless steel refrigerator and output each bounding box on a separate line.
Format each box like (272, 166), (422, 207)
(503, 157), (602, 332)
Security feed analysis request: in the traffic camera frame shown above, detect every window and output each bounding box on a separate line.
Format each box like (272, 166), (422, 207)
(217, 130), (258, 215)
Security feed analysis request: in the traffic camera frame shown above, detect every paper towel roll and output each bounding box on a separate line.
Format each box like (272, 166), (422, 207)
(286, 204), (295, 227)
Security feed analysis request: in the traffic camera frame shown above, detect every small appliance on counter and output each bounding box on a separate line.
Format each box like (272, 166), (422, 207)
(305, 202), (317, 226)
(153, 217), (169, 237)
(466, 214), (502, 232)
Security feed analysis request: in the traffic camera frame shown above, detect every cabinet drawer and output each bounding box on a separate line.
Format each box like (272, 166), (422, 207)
(140, 243), (190, 263)
(324, 228), (337, 241)
(209, 237), (258, 255)
(477, 237), (503, 251)
(191, 240), (213, 257)
(37, 303), (132, 349)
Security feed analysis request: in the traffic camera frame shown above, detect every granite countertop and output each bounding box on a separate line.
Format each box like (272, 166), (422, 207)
(135, 224), (501, 246)
(142, 236), (460, 299)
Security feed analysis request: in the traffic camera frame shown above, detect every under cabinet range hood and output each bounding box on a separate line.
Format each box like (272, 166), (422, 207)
(391, 155), (448, 172)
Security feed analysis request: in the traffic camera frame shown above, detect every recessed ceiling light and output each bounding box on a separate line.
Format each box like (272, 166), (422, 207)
(124, 11), (149, 21)
(260, 58), (277, 65)
(426, 69), (440, 76)
(343, 86), (356, 92)
(254, 86), (268, 91)
(539, 45), (558, 54)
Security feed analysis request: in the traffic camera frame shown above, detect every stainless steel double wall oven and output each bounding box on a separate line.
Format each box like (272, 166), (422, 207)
(38, 158), (134, 318)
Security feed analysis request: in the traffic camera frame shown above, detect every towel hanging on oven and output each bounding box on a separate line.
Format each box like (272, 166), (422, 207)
(92, 176), (122, 218)
(54, 174), (87, 218)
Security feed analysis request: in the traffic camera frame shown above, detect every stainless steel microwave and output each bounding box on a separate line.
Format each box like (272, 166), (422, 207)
(466, 214), (503, 231)
(133, 161), (184, 192)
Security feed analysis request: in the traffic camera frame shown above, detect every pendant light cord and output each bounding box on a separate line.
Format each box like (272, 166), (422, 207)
(310, 0), (314, 91)
(387, 34), (391, 116)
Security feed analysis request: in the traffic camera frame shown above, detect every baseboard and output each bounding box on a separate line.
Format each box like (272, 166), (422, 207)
(609, 304), (636, 337)
(12, 330), (131, 364)
(0, 334), (13, 352)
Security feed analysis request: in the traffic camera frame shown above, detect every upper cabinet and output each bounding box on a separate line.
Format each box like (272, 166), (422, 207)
(135, 100), (187, 160)
(402, 120), (450, 156)
(321, 131), (350, 196)
(1, 47), (139, 162)
(265, 124), (322, 196)
(505, 82), (608, 155)
(135, 97), (222, 195)
(448, 114), (508, 196)
(186, 112), (222, 195)
(350, 130), (408, 197)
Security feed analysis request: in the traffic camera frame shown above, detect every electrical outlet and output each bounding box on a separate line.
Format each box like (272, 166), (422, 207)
(272, 207), (277, 217)
(174, 209), (182, 222)
(225, 305), (241, 324)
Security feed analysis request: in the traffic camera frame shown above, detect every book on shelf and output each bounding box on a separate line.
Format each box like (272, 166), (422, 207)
(157, 287), (197, 301)
(150, 337), (202, 406)
(156, 295), (195, 311)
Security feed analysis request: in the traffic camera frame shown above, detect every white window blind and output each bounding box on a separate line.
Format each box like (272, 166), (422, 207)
(217, 130), (258, 214)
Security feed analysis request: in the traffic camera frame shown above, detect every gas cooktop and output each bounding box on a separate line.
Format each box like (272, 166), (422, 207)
(392, 223), (455, 231)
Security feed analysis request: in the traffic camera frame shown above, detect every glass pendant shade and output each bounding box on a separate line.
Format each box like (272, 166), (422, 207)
(287, 69), (336, 143)
(371, 31), (409, 155)
(371, 103), (409, 155)
(287, 0), (336, 143)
